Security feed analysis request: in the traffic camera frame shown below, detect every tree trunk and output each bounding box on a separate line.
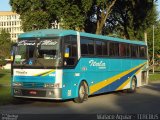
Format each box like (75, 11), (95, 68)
(96, 0), (117, 35)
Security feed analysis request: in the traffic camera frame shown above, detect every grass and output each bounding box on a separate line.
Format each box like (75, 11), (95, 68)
(0, 87), (13, 105)
(149, 73), (160, 81)
(0, 69), (11, 85)
(0, 69), (12, 105)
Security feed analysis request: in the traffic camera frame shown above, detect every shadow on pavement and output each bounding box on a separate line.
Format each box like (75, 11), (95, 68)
(114, 82), (160, 113)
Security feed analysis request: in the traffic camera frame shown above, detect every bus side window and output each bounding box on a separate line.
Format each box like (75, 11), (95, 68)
(119, 43), (126, 57)
(80, 37), (95, 56)
(96, 41), (103, 55)
(109, 42), (119, 57)
(139, 46), (146, 58)
(131, 45), (139, 58)
(63, 36), (77, 66)
(102, 41), (108, 56)
(119, 43), (130, 57)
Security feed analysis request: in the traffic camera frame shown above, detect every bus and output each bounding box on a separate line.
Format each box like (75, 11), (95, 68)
(11, 29), (148, 103)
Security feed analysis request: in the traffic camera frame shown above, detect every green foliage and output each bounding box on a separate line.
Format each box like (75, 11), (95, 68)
(10, 0), (93, 31)
(146, 21), (160, 60)
(0, 70), (11, 105)
(10, 0), (54, 31)
(105, 0), (157, 40)
(10, 0), (158, 41)
(0, 57), (7, 66)
(0, 87), (12, 105)
(0, 29), (11, 59)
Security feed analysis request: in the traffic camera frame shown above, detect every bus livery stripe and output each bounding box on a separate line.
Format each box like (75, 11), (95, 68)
(90, 63), (146, 94)
(34, 70), (55, 76)
(93, 64), (143, 94)
(116, 65), (145, 90)
(116, 78), (130, 90)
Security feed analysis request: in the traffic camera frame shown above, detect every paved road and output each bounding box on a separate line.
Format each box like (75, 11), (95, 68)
(0, 82), (160, 115)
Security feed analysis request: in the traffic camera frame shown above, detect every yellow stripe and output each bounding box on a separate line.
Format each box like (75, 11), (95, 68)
(42, 70), (55, 76)
(116, 78), (130, 90)
(34, 70), (55, 76)
(89, 63), (146, 94)
(116, 66), (143, 90)
(135, 67), (142, 76)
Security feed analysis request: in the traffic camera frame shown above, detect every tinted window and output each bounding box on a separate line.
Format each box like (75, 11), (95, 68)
(119, 43), (130, 57)
(131, 45), (139, 58)
(139, 46), (146, 58)
(95, 40), (108, 56)
(96, 41), (102, 55)
(64, 36), (77, 57)
(102, 41), (108, 56)
(81, 38), (94, 55)
(109, 42), (119, 56)
(126, 44), (130, 57)
(64, 36), (77, 66)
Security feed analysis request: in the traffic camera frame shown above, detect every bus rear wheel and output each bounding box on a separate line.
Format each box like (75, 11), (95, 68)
(128, 77), (137, 93)
(74, 81), (88, 103)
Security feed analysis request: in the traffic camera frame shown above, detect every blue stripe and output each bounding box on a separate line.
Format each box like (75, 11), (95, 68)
(13, 76), (55, 83)
(93, 65), (143, 95)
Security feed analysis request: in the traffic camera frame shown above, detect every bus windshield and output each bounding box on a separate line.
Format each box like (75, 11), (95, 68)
(13, 38), (62, 68)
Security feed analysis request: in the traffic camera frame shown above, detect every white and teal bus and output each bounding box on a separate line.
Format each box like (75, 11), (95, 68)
(11, 29), (148, 103)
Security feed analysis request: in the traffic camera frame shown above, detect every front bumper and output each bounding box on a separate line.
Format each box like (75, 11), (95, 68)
(12, 87), (62, 100)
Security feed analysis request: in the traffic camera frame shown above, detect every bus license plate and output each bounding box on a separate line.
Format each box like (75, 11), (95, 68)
(29, 91), (37, 95)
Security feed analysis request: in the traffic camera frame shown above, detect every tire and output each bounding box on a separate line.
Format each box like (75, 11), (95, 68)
(128, 77), (137, 93)
(74, 81), (88, 103)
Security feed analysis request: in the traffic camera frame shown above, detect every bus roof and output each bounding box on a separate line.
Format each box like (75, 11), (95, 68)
(19, 29), (146, 45)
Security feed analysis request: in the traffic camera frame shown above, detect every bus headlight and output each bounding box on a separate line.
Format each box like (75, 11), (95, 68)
(44, 83), (60, 88)
(13, 82), (23, 87)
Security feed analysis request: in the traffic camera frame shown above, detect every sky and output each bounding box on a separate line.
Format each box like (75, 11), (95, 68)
(0, 0), (11, 11)
(0, 0), (160, 18)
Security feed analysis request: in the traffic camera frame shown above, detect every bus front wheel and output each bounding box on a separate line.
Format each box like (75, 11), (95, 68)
(74, 81), (88, 103)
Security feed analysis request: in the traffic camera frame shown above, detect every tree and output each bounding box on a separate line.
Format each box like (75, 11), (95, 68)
(10, 0), (117, 33)
(146, 21), (160, 61)
(10, 0), (55, 31)
(102, 0), (157, 40)
(84, 0), (117, 34)
(10, 0), (93, 31)
(0, 29), (11, 59)
(95, 0), (117, 34)
(10, 0), (157, 39)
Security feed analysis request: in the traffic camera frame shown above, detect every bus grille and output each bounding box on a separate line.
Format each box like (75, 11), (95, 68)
(23, 82), (44, 88)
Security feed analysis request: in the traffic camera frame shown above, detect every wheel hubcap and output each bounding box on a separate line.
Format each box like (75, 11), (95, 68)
(132, 80), (136, 90)
(79, 86), (85, 99)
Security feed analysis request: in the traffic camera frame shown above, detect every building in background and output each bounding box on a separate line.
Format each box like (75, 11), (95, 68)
(0, 11), (23, 42)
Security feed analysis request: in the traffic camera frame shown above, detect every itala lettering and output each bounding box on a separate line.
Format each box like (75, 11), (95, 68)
(89, 60), (106, 67)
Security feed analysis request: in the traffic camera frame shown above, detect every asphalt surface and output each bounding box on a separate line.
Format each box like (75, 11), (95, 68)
(0, 81), (160, 120)
(0, 82), (160, 120)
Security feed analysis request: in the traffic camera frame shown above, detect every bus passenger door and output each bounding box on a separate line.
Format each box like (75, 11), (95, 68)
(62, 36), (79, 99)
